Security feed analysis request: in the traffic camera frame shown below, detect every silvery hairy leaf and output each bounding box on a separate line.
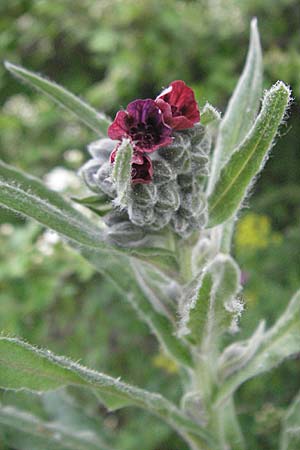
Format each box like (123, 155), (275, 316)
(4, 62), (111, 136)
(208, 18), (263, 193)
(178, 254), (242, 349)
(208, 81), (291, 227)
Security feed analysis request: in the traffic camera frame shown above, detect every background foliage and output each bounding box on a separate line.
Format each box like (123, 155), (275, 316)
(0, 1), (300, 449)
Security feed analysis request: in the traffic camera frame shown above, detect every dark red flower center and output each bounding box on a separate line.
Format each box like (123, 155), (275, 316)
(127, 117), (160, 149)
(171, 104), (186, 117)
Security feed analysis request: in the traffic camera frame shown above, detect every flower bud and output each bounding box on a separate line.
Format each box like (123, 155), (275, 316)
(79, 160), (103, 194)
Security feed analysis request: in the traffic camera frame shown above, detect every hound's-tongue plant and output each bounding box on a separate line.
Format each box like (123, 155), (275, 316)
(0, 19), (298, 450)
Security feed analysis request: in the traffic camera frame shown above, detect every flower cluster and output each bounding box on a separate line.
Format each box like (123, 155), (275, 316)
(80, 80), (210, 238)
(108, 80), (200, 184)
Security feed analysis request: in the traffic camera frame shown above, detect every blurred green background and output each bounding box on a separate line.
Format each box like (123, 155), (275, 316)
(0, 1), (300, 449)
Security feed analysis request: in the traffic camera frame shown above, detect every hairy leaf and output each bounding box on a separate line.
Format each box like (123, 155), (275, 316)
(80, 246), (192, 367)
(131, 260), (179, 320)
(218, 321), (266, 380)
(208, 18), (262, 192)
(0, 337), (214, 446)
(0, 160), (106, 248)
(5, 61), (111, 136)
(280, 391), (300, 450)
(208, 81), (291, 227)
(179, 254), (242, 349)
(0, 403), (111, 450)
(216, 290), (300, 406)
(72, 194), (112, 216)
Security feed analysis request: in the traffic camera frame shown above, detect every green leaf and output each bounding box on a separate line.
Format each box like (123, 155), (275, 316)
(0, 160), (106, 248)
(200, 102), (221, 126)
(179, 254), (242, 349)
(0, 337), (215, 447)
(131, 260), (178, 320)
(0, 403), (112, 450)
(111, 138), (133, 207)
(280, 391), (300, 450)
(0, 160), (177, 275)
(72, 194), (112, 216)
(0, 161), (189, 368)
(4, 61), (111, 136)
(208, 81), (291, 227)
(80, 246), (193, 368)
(216, 290), (300, 406)
(208, 18), (263, 193)
(218, 321), (266, 380)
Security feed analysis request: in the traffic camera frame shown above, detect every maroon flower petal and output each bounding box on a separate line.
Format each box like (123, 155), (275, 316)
(126, 99), (173, 152)
(156, 80), (200, 130)
(131, 153), (153, 184)
(108, 99), (172, 153)
(108, 111), (129, 141)
(109, 146), (118, 163)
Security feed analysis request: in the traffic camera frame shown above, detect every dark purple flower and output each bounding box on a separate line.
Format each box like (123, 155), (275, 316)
(110, 147), (153, 184)
(156, 80), (200, 130)
(108, 99), (173, 153)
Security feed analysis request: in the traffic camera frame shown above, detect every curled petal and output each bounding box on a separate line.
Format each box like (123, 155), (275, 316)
(131, 153), (153, 184)
(108, 110), (129, 141)
(156, 80), (200, 130)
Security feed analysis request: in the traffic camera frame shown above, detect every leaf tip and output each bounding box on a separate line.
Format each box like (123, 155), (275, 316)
(250, 17), (258, 31)
(3, 60), (14, 71)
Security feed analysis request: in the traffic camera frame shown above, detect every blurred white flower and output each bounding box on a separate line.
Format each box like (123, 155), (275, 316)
(0, 223), (14, 236)
(37, 230), (60, 256)
(44, 167), (81, 192)
(64, 149), (84, 164)
(3, 94), (38, 125)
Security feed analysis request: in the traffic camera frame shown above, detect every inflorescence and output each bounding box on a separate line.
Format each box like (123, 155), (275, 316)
(80, 81), (211, 240)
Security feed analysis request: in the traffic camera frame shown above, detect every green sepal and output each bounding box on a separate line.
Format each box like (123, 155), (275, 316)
(111, 138), (133, 207)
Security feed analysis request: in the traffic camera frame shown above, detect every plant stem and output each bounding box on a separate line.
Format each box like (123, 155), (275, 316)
(211, 396), (245, 450)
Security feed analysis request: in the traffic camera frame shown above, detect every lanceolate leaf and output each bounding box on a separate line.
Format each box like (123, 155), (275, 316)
(208, 18), (262, 193)
(216, 290), (300, 406)
(0, 159), (188, 368)
(0, 160), (105, 248)
(79, 246), (193, 368)
(5, 61), (111, 136)
(72, 194), (112, 217)
(0, 160), (177, 274)
(280, 391), (300, 450)
(208, 81), (291, 227)
(0, 337), (215, 447)
(0, 403), (112, 450)
(179, 254), (241, 349)
(131, 260), (179, 320)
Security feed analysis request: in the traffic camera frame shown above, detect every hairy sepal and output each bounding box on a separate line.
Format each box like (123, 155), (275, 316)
(112, 139), (133, 207)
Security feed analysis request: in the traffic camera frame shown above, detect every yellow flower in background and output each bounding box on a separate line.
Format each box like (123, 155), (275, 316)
(235, 213), (282, 251)
(152, 351), (179, 375)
